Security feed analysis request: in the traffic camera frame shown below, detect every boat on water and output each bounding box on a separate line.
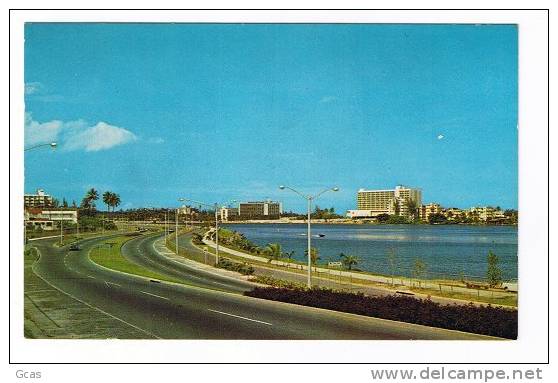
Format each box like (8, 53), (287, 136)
(298, 233), (326, 238)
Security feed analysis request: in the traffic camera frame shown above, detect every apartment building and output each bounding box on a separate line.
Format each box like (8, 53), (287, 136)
(442, 207), (466, 222)
(238, 201), (282, 218)
(220, 207), (239, 221)
(348, 185), (422, 218)
(24, 189), (54, 208)
(420, 203), (442, 222)
(468, 206), (505, 222)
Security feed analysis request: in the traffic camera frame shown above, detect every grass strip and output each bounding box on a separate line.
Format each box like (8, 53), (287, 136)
(89, 234), (190, 286)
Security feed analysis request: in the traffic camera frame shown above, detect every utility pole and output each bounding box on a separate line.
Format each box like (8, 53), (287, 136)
(307, 197), (312, 288)
(60, 219), (64, 246)
(279, 186), (339, 288)
(175, 208), (179, 255)
(214, 203), (219, 265)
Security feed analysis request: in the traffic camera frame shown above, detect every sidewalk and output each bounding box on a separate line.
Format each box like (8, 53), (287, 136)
(152, 237), (257, 283)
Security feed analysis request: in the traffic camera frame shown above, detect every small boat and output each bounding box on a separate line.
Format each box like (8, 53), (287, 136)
(317, 233), (326, 238)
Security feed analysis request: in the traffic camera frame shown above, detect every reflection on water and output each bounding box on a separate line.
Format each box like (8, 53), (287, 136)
(223, 224), (518, 280)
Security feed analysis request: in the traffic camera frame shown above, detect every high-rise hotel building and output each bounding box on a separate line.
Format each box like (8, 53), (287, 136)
(348, 185), (422, 218)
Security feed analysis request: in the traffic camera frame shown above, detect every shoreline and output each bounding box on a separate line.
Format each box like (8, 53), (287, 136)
(198, 231), (518, 303)
(222, 219), (518, 227)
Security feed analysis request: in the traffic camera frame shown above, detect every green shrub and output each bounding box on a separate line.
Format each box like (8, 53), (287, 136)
(216, 257), (255, 275)
(249, 275), (307, 289)
(192, 233), (205, 245)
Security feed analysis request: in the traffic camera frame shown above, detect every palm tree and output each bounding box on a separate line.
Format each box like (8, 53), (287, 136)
(340, 253), (360, 270)
(102, 191), (112, 213)
(263, 243), (282, 262)
(85, 188), (99, 212)
(284, 250), (295, 261)
(304, 247), (320, 269)
(405, 198), (418, 221)
(110, 193), (121, 212)
(412, 258), (427, 288)
(387, 248), (398, 285)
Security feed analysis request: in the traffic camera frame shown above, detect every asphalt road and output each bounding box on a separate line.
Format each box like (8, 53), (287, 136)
(30, 234), (492, 340)
(121, 233), (253, 293)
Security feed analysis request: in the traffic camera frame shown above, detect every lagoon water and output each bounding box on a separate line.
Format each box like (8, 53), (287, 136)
(222, 224), (518, 281)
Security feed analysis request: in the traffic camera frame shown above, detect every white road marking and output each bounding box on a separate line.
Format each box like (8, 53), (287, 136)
(32, 249), (161, 339)
(207, 309), (273, 326)
(211, 281), (232, 287)
(86, 275), (96, 279)
(140, 291), (170, 300)
(105, 281), (121, 287)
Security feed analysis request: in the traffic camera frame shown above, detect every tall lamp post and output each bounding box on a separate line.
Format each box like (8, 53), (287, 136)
(175, 199), (187, 255)
(279, 185), (339, 288)
(24, 142), (58, 245)
(24, 142), (57, 151)
(180, 198), (237, 265)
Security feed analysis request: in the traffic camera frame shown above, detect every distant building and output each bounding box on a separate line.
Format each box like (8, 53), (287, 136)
(177, 205), (194, 215)
(442, 207), (465, 222)
(220, 207), (239, 221)
(468, 206), (505, 222)
(25, 208), (78, 231)
(420, 203), (442, 222)
(349, 185), (422, 218)
(238, 201), (282, 218)
(24, 189), (54, 208)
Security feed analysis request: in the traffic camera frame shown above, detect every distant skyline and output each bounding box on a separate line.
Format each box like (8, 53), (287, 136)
(24, 23), (517, 213)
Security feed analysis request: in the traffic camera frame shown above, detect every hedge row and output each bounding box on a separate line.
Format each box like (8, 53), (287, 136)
(249, 275), (306, 289)
(216, 257), (255, 275)
(245, 287), (517, 339)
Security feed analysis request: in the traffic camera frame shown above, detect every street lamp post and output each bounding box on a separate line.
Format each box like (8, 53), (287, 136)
(60, 219), (64, 246)
(164, 211), (168, 241)
(175, 206), (180, 255)
(279, 185), (339, 288)
(214, 202), (220, 265)
(24, 142), (57, 151)
(24, 141), (58, 245)
(180, 198), (236, 265)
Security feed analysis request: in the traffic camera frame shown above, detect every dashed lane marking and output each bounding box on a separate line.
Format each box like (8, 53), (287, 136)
(207, 309), (273, 326)
(140, 291), (170, 301)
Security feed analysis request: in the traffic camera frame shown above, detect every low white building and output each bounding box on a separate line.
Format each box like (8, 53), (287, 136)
(25, 208), (78, 230)
(468, 207), (505, 222)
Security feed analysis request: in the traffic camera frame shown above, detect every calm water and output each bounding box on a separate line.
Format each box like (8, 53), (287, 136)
(222, 224), (518, 281)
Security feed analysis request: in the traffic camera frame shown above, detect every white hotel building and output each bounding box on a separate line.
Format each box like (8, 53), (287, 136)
(347, 185), (422, 219)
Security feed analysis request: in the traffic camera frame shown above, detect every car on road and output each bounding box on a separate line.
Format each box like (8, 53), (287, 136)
(69, 243), (81, 251)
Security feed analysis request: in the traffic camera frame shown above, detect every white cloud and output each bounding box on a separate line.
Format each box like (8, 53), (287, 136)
(64, 122), (137, 152)
(24, 113), (62, 146)
(25, 113), (137, 152)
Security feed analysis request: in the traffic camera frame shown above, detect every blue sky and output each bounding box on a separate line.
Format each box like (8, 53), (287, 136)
(24, 23), (517, 212)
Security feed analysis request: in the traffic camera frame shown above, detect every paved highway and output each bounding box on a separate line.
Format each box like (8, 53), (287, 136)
(121, 233), (253, 293)
(30, 234), (492, 340)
